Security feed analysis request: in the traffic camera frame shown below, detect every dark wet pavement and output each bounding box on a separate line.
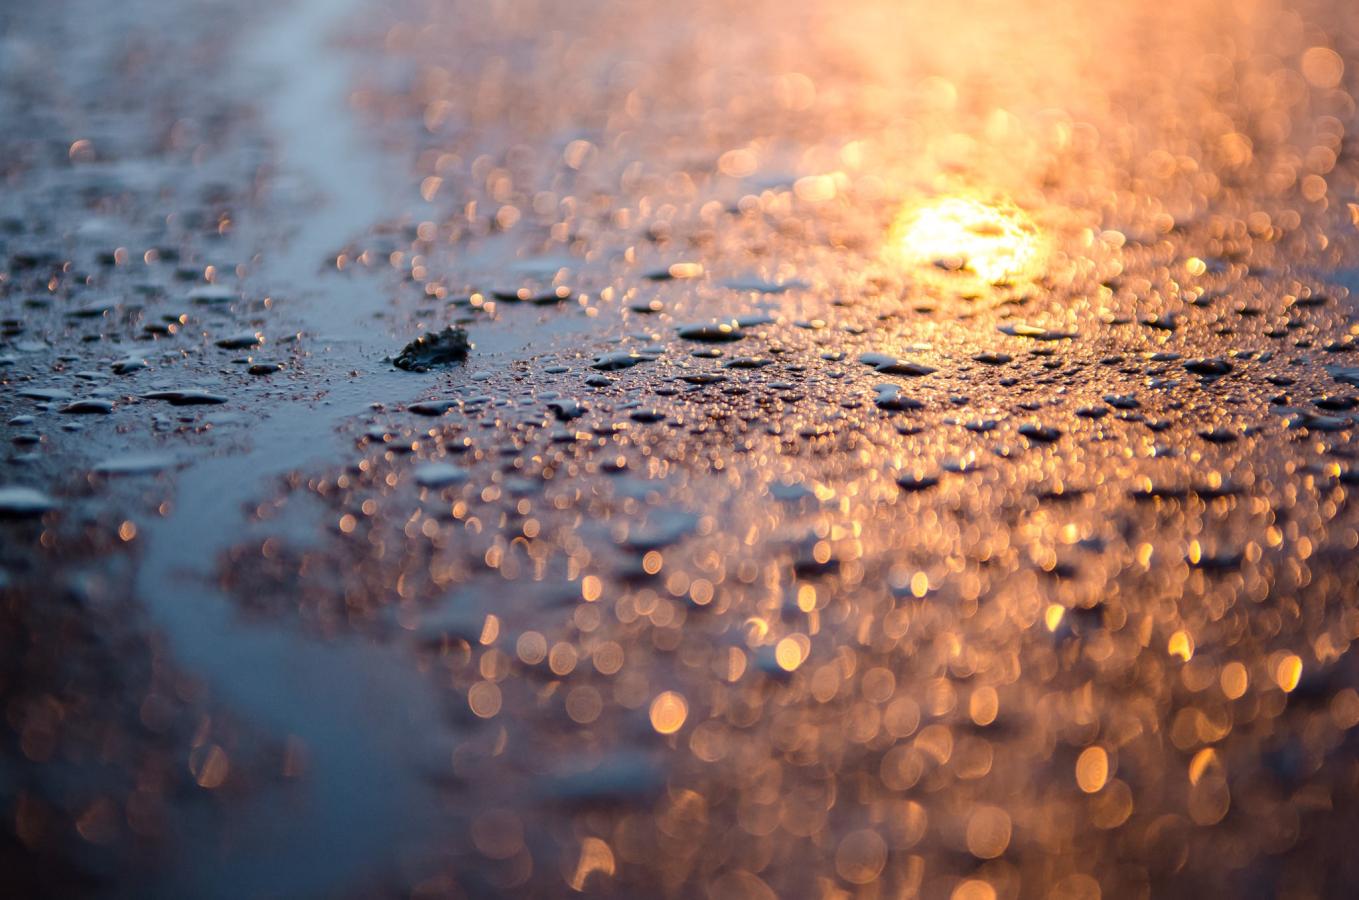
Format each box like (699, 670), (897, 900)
(6, 0), (1359, 897)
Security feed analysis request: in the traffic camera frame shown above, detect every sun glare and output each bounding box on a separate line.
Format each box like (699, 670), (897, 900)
(890, 196), (1047, 284)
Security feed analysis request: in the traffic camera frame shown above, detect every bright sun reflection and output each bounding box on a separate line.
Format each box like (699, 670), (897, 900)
(890, 196), (1047, 284)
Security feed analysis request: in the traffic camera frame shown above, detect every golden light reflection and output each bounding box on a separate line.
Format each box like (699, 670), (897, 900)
(649, 691), (688, 734)
(1168, 630), (1194, 662)
(569, 837), (616, 892)
(889, 195), (1047, 284)
(1076, 746), (1110, 794)
(1276, 653), (1303, 692)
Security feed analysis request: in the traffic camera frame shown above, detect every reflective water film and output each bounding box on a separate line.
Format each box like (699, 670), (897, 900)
(5, 0), (1359, 898)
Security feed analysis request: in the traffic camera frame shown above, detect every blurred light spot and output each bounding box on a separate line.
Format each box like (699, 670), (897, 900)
(549, 642), (578, 676)
(910, 571), (929, 597)
(650, 690), (688, 734)
(796, 584), (817, 612)
(1090, 779), (1134, 829)
(1076, 746), (1109, 793)
(582, 574), (602, 602)
(965, 805), (1011, 858)
(1275, 654), (1303, 692)
(969, 686), (999, 726)
(1189, 747), (1220, 786)
(569, 837), (616, 891)
(835, 829), (887, 884)
(775, 635), (808, 671)
(1168, 630), (1194, 662)
(69, 139), (95, 162)
(718, 148), (758, 178)
(1301, 46), (1344, 88)
(566, 686), (603, 724)
(468, 681), (502, 718)
(593, 641), (624, 675)
(471, 809), (523, 859)
(1331, 688), (1359, 729)
(643, 550), (663, 574)
(794, 174), (837, 203)
(952, 880), (997, 900)
(1220, 662), (1249, 699)
(667, 262), (704, 279)
(191, 745), (230, 789)
(563, 139), (595, 170)
(708, 871), (776, 900)
(1050, 873), (1102, 900)
(516, 631), (548, 665)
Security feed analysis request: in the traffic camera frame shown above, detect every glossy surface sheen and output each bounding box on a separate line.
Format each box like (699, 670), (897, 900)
(4, 0), (1359, 897)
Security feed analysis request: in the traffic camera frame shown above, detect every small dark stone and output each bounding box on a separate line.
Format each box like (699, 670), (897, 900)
(409, 399), (459, 416)
(1019, 423), (1062, 443)
(0, 486), (57, 518)
(999, 323), (1077, 341)
(1184, 358), (1232, 377)
(393, 326), (471, 371)
(215, 331), (263, 350)
(677, 321), (744, 342)
(723, 357), (772, 369)
(592, 351), (646, 371)
(60, 399), (114, 414)
(859, 353), (936, 376)
(896, 473), (939, 491)
(143, 390), (228, 406)
(548, 399), (587, 421)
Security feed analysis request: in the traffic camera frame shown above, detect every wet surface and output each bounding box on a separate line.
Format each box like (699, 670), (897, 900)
(6, 0), (1359, 897)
